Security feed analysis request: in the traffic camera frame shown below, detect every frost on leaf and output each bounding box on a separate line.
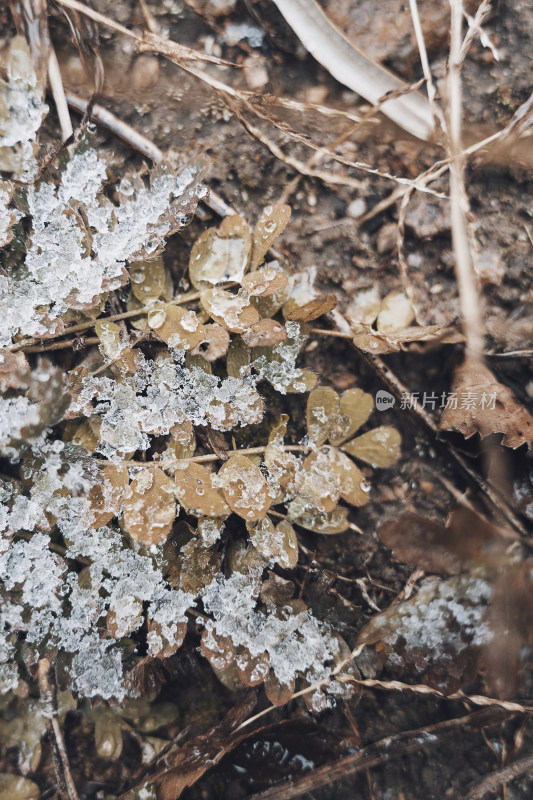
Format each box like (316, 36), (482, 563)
(0, 36), (47, 176)
(122, 468), (176, 546)
(217, 454), (271, 521)
(70, 349), (264, 459)
(0, 145), (207, 346)
(358, 573), (493, 693)
(189, 214), (252, 289)
(201, 570), (339, 689)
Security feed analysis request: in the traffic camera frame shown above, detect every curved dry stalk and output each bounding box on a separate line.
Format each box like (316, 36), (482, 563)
(54, 0), (439, 194)
(237, 643), (366, 731)
(337, 675), (533, 713)
(246, 707), (516, 800)
(54, 0), (234, 66)
(48, 47), (74, 142)
(271, 0), (434, 141)
(237, 638), (532, 735)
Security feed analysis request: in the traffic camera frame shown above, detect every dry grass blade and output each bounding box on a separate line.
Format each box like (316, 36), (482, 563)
(271, 0), (434, 140)
(47, 46), (73, 141)
(448, 0), (484, 358)
(54, 0), (234, 66)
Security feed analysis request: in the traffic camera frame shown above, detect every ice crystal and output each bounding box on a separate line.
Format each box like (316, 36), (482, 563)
(0, 149), (206, 347)
(72, 350), (263, 459)
(201, 570), (338, 686)
(0, 36), (47, 177)
(0, 56), (376, 706)
(253, 321), (308, 393)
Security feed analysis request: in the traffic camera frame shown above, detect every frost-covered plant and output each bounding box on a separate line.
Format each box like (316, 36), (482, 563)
(0, 38), (402, 715)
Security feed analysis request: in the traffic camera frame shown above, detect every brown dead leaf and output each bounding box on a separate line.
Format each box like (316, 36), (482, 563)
(291, 505), (350, 534)
(148, 303), (205, 350)
(0, 350), (30, 391)
(174, 461), (230, 517)
(241, 266), (289, 296)
(284, 293), (337, 322)
(242, 318), (287, 347)
(147, 618), (187, 658)
(235, 647), (270, 687)
(264, 671), (295, 706)
(201, 287), (260, 333)
(190, 322), (230, 361)
(250, 204), (291, 270)
(201, 629), (235, 672)
(343, 425), (401, 467)
(189, 215), (252, 290)
(122, 468), (176, 546)
(218, 454), (271, 521)
(352, 323), (454, 354)
(439, 357), (533, 448)
(378, 508), (511, 575)
(87, 463), (129, 529)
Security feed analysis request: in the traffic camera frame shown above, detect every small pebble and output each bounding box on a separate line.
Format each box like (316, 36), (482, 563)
(347, 198), (366, 218)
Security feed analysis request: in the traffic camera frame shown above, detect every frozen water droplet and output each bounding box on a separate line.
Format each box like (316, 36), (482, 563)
(119, 178), (134, 196)
(86, 121), (97, 134)
(264, 220), (277, 234)
(197, 487), (205, 496)
(263, 205), (273, 216)
(147, 309), (167, 329)
(131, 269), (145, 284)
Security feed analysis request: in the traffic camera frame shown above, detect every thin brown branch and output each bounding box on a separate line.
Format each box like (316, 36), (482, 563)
(19, 335), (100, 353)
(10, 288), (202, 352)
(464, 752), (533, 800)
(66, 91), (163, 161)
(120, 444), (311, 468)
(247, 707), (517, 800)
(37, 659), (80, 800)
(408, 0), (444, 131)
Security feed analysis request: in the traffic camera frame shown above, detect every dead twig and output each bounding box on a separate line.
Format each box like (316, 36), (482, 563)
(408, 0), (444, 131)
(448, 0), (485, 358)
(37, 659), (80, 800)
(246, 707), (517, 800)
(66, 91), (163, 161)
(463, 752), (533, 800)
